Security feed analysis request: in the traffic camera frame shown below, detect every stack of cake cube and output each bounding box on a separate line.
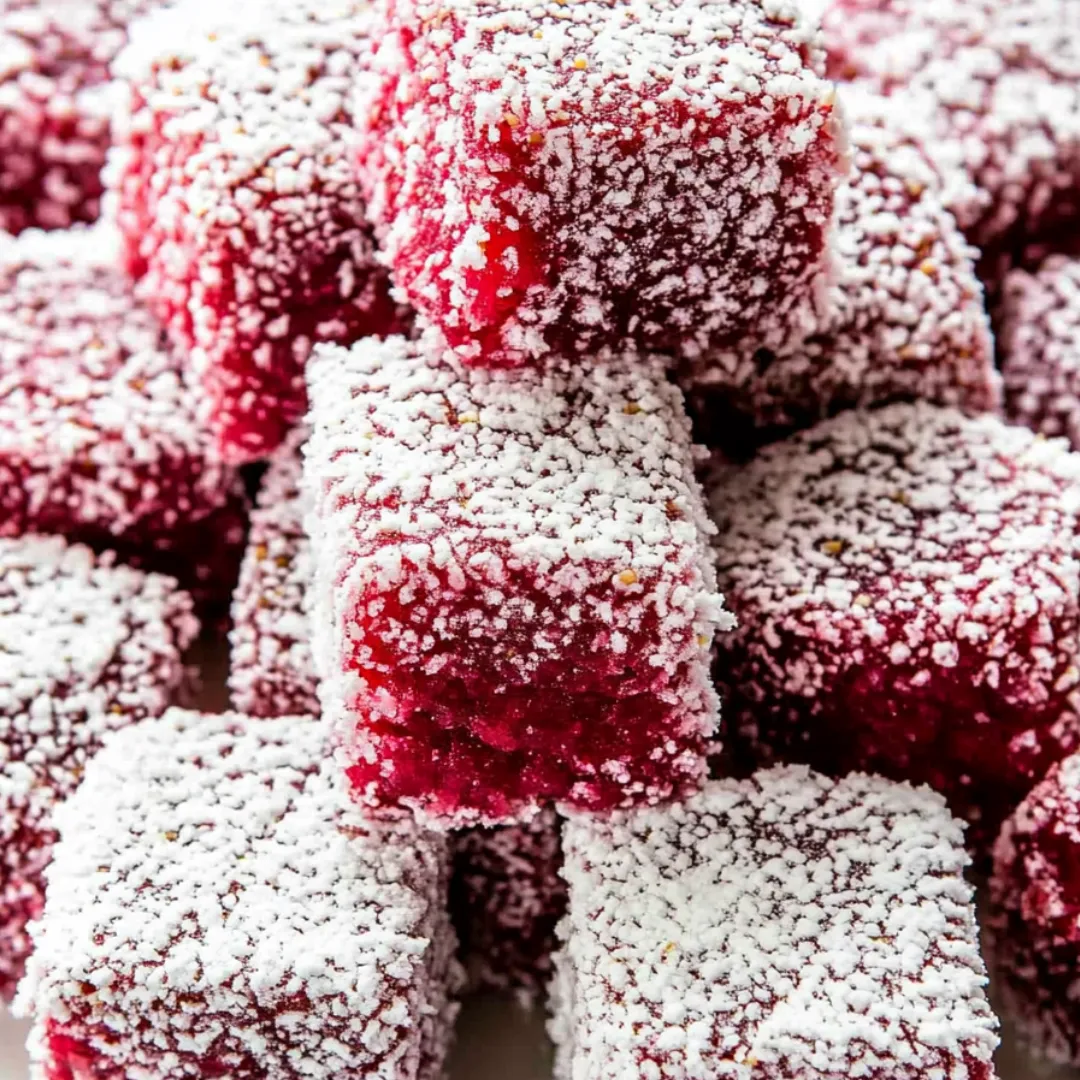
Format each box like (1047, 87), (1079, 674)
(3, 0), (1080, 1077)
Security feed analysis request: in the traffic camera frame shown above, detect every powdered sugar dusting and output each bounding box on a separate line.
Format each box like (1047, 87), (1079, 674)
(18, 709), (460, 1080)
(552, 765), (999, 1079)
(0, 535), (197, 1001)
(355, 0), (846, 366)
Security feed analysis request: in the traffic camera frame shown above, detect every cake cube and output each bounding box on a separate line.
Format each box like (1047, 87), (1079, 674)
(999, 254), (1080, 451)
(111, 0), (408, 464)
(354, 0), (846, 368)
(229, 444), (568, 993)
(18, 709), (460, 1080)
(822, 0), (1080, 261)
(0, 0), (162, 235)
(0, 536), (197, 1002)
(989, 753), (1080, 1066)
(552, 765), (999, 1079)
(708, 401), (1080, 850)
(682, 87), (999, 447)
(306, 333), (730, 826)
(0, 226), (246, 610)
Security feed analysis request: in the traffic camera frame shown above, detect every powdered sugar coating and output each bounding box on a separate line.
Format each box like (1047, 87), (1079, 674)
(355, 0), (846, 367)
(682, 87), (998, 444)
(999, 255), (1080, 450)
(18, 709), (460, 1080)
(0, 0), (161, 234)
(822, 0), (1080, 258)
(228, 446), (318, 718)
(306, 332), (730, 826)
(0, 536), (197, 1002)
(552, 765), (999, 1079)
(0, 225), (244, 607)
(989, 753), (1080, 1066)
(708, 402), (1080, 846)
(112, 0), (406, 463)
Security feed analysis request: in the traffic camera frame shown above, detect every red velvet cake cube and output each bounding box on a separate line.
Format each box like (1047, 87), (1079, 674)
(822, 0), (1080, 259)
(0, 0), (161, 235)
(18, 708), (460, 1080)
(355, 0), (847, 368)
(111, 0), (408, 464)
(999, 254), (1080, 451)
(306, 333), (731, 826)
(552, 765), (999, 1079)
(229, 447), (566, 993)
(989, 753), (1080, 1066)
(0, 226), (245, 610)
(708, 401), (1080, 849)
(682, 88), (999, 447)
(0, 535), (196, 1002)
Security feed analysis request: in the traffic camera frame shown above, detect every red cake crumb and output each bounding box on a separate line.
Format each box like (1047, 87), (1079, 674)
(552, 765), (999, 1078)
(708, 401), (1080, 850)
(306, 332), (731, 826)
(0, 226), (245, 609)
(989, 753), (1080, 1066)
(355, 0), (846, 368)
(17, 709), (460, 1080)
(822, 0), (1080, 259)
(0, 0), (161, 234)
(0, 536), (197, 1002)
(111, 0), (408, 464)
(682, 87), (999, 446)
(998, 254), (1080, 450)
(228, 449), (566, 993)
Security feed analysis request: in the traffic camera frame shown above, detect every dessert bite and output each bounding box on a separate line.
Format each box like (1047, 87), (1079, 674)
(682, 87), (999, 448)
(0, 226), (245, 610)
(305, 332), (730, 826)
(19, 709), (460, 1080)
(552, 765), (999, 1079)
(112, 0), (407, 463)
(989, 752), (1080, 1067)
(0, 535), (196, 1001)
(0, 0), (161, 234)
(354, 0), (846, 367)
(708, 401), (1080, 848)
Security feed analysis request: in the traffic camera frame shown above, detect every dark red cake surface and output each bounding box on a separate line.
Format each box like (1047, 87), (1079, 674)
(998, 254), (1080, 451)
(822, 0), (1080, 262)
(355, 0), (846, 368)
(989, 753), (1080, 1066)
(682, 87), (999, 447)
(305, 332), (731, 826)
(708, 401), (1080, 850)
(0, 0), (161, 234)
(0, 226), (245, 609)
(111, 0), (407, 464)
(552, 766), (999, 1078)
(0, 535), (196, 1001)
(17, 709), (460, 1080)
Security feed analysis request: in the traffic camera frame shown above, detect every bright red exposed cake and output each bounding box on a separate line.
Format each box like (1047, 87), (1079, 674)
(0, 226), (246, 609)
(682, 87), (999, 447)
(355, 0), (846, 368)
(228, 448), (566, 993)
(0, 0), (161, 234)
(823, 0), (1080, 260)
(998, 254), (1080, 450)
(552, 765), (999, 1078)
(989, 753), (1080, 1066)
(17, 709), (460, 1080)
(708, 401), (1080, 849)
(306, 332), (731, 826)
(0, 536), (197, 1002)
(111, 0), (408, 464)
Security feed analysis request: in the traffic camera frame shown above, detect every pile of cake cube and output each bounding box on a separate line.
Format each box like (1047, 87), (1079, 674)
(4, 0), (1080, 1076)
